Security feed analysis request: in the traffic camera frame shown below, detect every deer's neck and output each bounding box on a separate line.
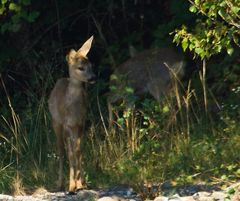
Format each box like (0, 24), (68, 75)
(67, 78), (87, 95)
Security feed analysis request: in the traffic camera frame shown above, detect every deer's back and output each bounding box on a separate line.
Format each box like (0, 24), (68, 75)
(48, 78), (88, 126)
(113, 48), (185, 98)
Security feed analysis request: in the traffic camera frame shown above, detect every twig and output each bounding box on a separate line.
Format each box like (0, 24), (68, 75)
(91, 14), (116, 68)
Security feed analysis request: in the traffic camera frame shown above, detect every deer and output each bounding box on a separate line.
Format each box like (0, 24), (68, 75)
(48, 36), (96, 193)
(107, 48), (186, 124)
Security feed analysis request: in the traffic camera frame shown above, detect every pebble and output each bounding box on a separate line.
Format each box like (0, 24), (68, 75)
(0, 182), (239, 201)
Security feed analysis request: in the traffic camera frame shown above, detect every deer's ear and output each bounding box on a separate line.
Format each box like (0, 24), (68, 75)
(77, 36), (94, 57)
(66, 49), (77, 64)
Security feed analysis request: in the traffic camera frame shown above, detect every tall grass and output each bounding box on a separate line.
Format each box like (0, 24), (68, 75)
(0, 65), (58, 194)
(84, 69), (240, 194)
(0, 62), (239, 197)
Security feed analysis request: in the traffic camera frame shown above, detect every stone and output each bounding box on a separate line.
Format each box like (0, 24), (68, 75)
(98, 197), (117, 201)
(211, 191), (225, 201)
(154, 196), (168, 201)
(193, 196), (214, 201)
(168, 194), (182, 201)
(231, 191), (240, 201)
(192, 191), (213, 201)
(98, 196), (127, 201)
(180, 196), (196, 201)
(76, 190), (99, 201)
(0, 194), (13, 200)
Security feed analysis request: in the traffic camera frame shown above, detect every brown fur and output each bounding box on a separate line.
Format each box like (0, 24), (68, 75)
(48, 36), (96, 192)
(108, 48), (186, 123)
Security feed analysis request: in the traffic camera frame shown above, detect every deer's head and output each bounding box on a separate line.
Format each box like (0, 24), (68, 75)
(66, 36), (96, 84)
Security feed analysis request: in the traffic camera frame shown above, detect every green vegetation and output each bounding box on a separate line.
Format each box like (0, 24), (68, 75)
(0, 0), (239, 198)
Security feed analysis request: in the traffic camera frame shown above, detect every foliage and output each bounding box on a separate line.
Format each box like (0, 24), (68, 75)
(86, 89), (240, 197)
(0, 0), (240, 197)
(101, 69), (240, 194)
(173, 0), (240, 59)
(154, 0), (195, 47)
(0, 0), (39, 33)
(0, 0), (39, 71)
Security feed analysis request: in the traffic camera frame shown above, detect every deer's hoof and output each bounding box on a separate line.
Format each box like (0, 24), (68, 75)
(66, 191), (76, 195)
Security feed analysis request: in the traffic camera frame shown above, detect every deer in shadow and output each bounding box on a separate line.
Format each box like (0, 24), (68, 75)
(107, 48), (186, 125)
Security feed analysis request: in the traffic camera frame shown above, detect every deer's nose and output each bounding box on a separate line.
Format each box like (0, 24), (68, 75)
(88, 75), (97, 84)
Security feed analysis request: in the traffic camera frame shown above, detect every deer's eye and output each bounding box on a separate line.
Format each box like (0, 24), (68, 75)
(78, 67), (84, 71)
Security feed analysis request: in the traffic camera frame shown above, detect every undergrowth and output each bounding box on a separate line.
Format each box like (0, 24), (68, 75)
(84, 81), (240, 192)
(0, 63), (239, 197)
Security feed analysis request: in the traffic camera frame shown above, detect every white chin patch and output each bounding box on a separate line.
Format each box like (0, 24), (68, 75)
(89, 80), (96, 84)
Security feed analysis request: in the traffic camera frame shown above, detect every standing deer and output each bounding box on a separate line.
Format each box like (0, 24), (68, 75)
(108, 48), (186, 123)
(48, 36), (96, 193)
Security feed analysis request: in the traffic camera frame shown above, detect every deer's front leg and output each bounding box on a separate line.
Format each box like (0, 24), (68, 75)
(75, 127), (84, 189)
(66, 125), (85, 193)
(66, 125), (80, 193)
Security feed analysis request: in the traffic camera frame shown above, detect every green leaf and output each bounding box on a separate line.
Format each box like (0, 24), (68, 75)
(231, 6), (240, 14)
(189, 5), (197, 13)
(235, 168), (240, 175)
(227, 188), (236, 195)
(117, 118), (124, 126)
(9, 3), (21, 12)
(162, 105), (169, 113)
(181, 38), (189, 51)
(219, 2), (226, 7)
(194, 0), (200, 6)
(221, 174), (227, 180)
(173, 34), (180, 44)
(195, 47), (204, 55)
(1, 0), (8, 4)
(227, 47), (234, 55)
(110, 85), (117, 91)
(110, 74), (118, 81)
(186, 175), (193, 183)
(189, 43), (194, 51)
(0, 6), (5, 15)
(125, 87), (134, 94)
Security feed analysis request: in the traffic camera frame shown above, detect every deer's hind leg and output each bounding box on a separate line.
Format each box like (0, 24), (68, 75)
(52, 121), (65, 191)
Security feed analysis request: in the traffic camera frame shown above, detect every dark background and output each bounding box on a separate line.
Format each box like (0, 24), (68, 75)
(0, 0), (195, 98)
